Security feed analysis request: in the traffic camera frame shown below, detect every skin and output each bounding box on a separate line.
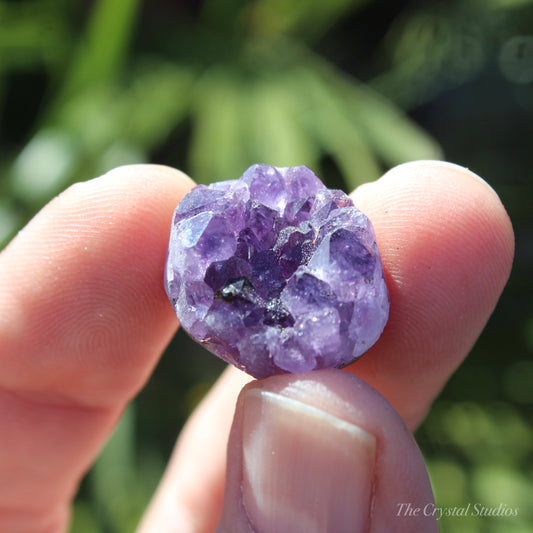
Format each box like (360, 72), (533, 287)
(0, 161), (514, 533)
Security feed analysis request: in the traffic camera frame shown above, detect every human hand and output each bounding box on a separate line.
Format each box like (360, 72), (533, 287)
(0, 161), (513, 533)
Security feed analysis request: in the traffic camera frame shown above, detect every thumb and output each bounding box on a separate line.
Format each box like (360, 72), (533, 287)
(217, 370), (437, 533)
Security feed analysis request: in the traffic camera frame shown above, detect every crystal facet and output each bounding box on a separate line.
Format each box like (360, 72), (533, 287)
(165, 164), (389, 379)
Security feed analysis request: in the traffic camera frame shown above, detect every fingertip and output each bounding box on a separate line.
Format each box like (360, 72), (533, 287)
(0, 164), (196, 405)
(354, 159), (514, 312)
(381, 159), (496, 190)
(368, 159), (514, 291)
(103, 163), (196, 191)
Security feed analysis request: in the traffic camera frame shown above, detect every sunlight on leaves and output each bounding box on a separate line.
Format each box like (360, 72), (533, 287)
(247, 76), (318, 168)
(12, 128), (79, 203)
(427, 459), (469, 506)
(295, 66), (382, 189)
(189, 70), (251, 183)
(59, 0), (140, 101)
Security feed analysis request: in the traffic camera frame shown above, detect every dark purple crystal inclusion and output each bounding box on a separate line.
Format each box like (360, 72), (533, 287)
(165, 164), (389, 379)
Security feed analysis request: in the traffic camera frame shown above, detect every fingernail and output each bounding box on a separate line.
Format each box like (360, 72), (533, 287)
(241, 388), (376, 533)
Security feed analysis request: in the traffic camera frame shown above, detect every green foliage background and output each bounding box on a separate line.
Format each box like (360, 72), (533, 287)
(0, 1), (531, 532)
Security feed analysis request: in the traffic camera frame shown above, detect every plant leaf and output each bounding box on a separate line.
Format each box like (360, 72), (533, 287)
(309, 58), (443, 165)
(246, 76), (318, 169)
(188, 70), (250, 183)
(248, 0), (369, 41)
(57, 0), (140, 101)
(293, 66), (382, 190)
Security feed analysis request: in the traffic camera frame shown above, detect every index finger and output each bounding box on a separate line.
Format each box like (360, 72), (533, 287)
(0, 164), (195, 531)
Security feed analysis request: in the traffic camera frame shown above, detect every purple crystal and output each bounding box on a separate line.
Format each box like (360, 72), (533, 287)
(165, 164), (389, 379)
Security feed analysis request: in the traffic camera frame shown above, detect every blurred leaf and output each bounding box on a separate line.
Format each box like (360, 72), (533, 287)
(119, 62), (195, 150)
(91, 404), (142, 533)
(523, 315), (533, 352)
(11, 128), (80, 203)
(503, 359), (533, 403)
(0, 202), (21, 247)
(492, 0), (533, 7)
(0, 1), (70, 71)
(201, 0), (250, 32)
(295, 66), (382, 190)
(10, 62), (193, 203)
(189, 70), (250, 183)
(427, 459), (469, 506)
(58, 0), (140, 101)
(347, 82), (444, 165)
(473, 465), (533, 511)
(247, 76), (318, 168)
(248, 0), (369, 41)
(91, 403), (135, 496)
(71, 502), (101, 533)
(58, 62), (195, 152)
(372, 3), (489, 108)
(427, 402), (533, 466)
(96, 141), (146, 176)
(312, 56), (444, 165)
(422, 401), (533, 532)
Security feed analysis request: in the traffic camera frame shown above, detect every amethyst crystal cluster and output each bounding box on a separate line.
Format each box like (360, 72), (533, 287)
(165, 164), (389, 379)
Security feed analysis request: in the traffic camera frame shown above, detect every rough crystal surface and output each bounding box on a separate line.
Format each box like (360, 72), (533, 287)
(165, 164), (389, 379)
